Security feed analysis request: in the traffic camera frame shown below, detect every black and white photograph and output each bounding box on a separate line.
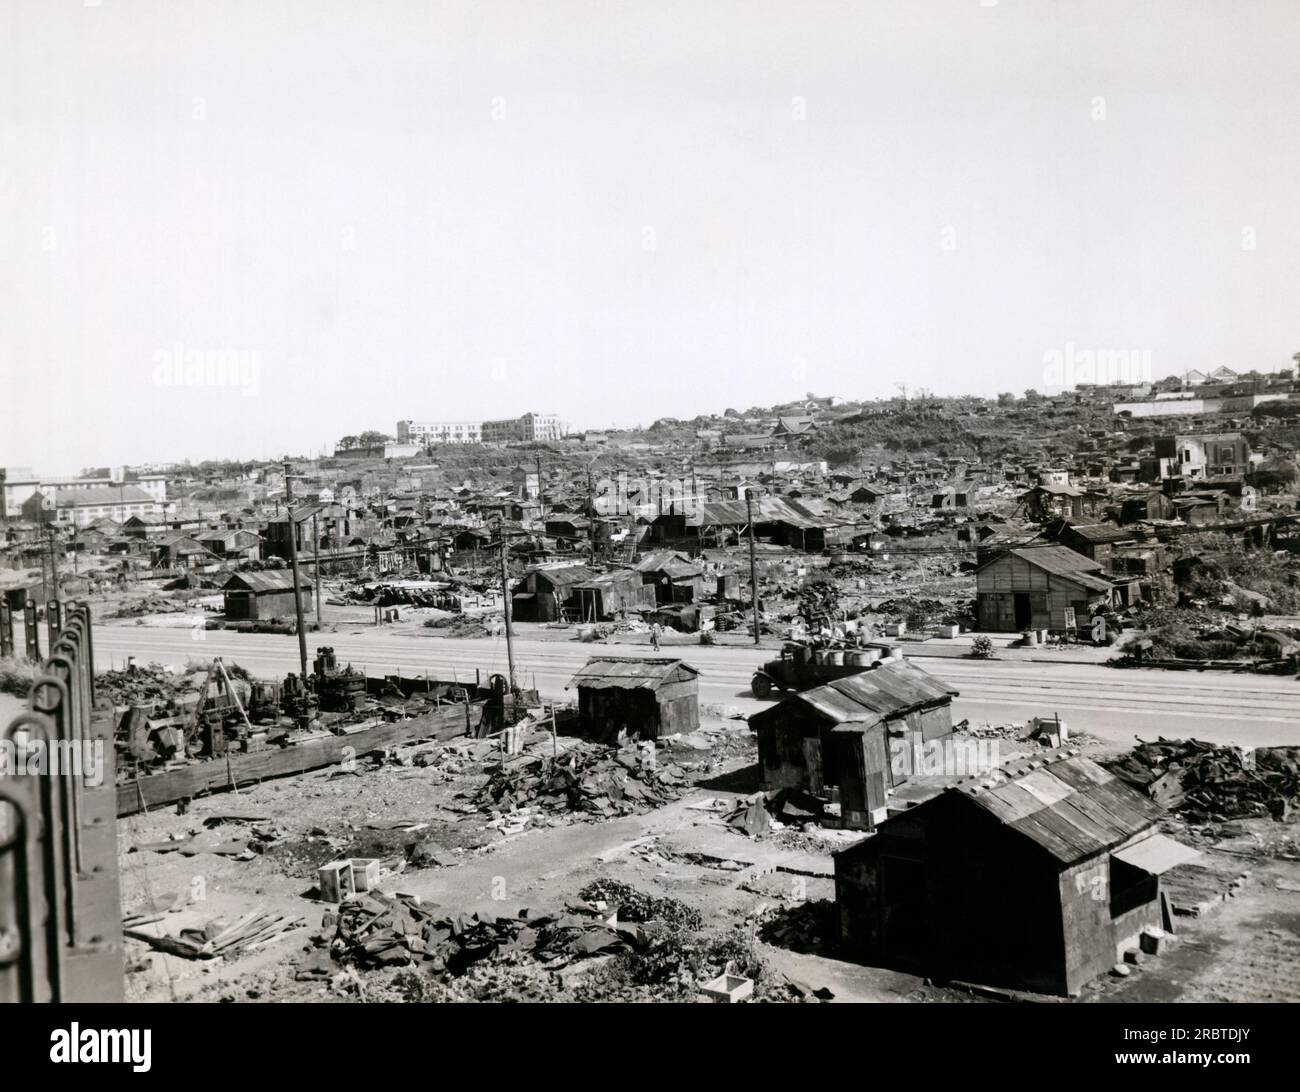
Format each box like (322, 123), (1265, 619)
(1, 0), (1297, 1055)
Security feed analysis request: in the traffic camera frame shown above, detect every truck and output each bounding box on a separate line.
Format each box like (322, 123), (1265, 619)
(750, 640), (899, 698)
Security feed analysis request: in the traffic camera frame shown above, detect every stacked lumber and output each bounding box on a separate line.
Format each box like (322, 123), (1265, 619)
(124, 906), (304, 960)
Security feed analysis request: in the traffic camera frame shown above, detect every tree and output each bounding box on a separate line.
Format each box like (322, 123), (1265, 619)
(997, 392), (1015, 406)
(357, 430), (392, 447)
(1023, 388), (1043, 403)
(337, 435), (358, 450)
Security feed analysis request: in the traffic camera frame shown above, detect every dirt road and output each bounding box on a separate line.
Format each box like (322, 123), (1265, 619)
(91, 624), (1300, 748)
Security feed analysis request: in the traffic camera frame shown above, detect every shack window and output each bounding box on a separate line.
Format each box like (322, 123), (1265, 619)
(1109, 856), (1156, 919)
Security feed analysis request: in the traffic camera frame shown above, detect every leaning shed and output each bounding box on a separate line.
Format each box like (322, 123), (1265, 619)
(749, 658), (957, 830)
(834, 749), (1199, 997)
(222, 570), (312, 621)
(570, 569), (656, 621)
(511, 564), (596, 622)
(567, 656), (700, 743)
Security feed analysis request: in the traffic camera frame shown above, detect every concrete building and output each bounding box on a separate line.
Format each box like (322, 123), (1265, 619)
(481, 412), (563, 444)
(1153, 433), (1250, 480)
(19, 485), (165, 528)
(2, 467), (167, 522)
(512, 465), (540, 500)
(834, 749), (1198, 996)
(396, 419), (482, 445)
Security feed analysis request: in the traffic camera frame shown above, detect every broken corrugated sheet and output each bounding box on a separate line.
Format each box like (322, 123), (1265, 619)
(955, 750), (1164, 864)
(567, 655), (700, 690)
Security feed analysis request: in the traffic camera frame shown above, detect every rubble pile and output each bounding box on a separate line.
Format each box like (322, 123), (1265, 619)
(468, 743), (689, 820)
(97, 660), (253, 709)
(321, 891), (642, 972)
(97, 663), (191, 707)
(344, 583), (465, 609)
(112, 593), (188, 617)
(423, 615), (496, 639)
(577, 881), (703, 930)
(753, 899), (834, 954)
(1109, 739), (1300, 822)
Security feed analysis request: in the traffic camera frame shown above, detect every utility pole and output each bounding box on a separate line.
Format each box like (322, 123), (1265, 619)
(745, 487), (760, 646)
(587, 465), (596, 560)
(312, 511), (322, 627)
(46, 500), (59, 601)
(283, 460), (310, 682)
(498, 525), (517, 693)
(535, 454), (544, 516)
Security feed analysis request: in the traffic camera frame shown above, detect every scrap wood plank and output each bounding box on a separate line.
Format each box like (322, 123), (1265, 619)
(124, 928), (211, 959)
(116, 701), (485, 816)
(205, 907), (267, 951)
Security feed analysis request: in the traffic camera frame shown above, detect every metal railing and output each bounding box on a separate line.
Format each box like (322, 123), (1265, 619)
(0, 601), (118, 1003)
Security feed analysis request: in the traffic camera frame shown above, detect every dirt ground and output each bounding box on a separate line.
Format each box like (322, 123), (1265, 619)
(110, 708), (1300, 1004)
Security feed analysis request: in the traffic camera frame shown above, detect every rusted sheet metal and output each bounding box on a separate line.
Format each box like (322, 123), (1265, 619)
(567, 656), (699, 691)
(956, 750), (1165, 865)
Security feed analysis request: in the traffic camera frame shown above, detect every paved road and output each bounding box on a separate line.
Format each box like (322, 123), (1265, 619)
(88, 624), (1300, 750)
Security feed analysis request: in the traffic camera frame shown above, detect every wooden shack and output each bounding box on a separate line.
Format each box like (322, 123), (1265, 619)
(511, 564), (596, 622)
(634, 550), (706, 605)
(748, 658), (957, 829)
(567, 656), (699, 743)
(571, 569), (656, 621)
(222, 570), (312, 621)
(975, 545), (1114, 632)
(834, 749), (1199, 996)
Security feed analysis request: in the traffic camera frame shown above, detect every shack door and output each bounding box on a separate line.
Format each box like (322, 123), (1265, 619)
(1013, 593), (1031, 630)
(865, 728), (890, 799)
(802, 737), (823, 793)
(880, 855), (927, 968)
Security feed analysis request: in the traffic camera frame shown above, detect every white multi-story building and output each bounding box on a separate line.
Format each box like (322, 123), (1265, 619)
(481, 412), (563, 443)
(1, 467), (168, 521)
(396, 419), (482, 445)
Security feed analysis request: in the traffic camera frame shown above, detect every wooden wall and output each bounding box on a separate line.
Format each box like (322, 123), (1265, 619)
(976, 553), (1107, 632)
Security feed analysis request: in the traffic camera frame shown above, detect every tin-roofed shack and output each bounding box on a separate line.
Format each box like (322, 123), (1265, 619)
(511, 564), (597, 622)
(222, 570), (312, 621)
(834, 749), (1199, 996)
(567, 656), (699, 743)
(749, 658), (958, 830)
(975, 545), (1115, 632)
(633, 550), (706, 605)
(571, 569), (656, 622)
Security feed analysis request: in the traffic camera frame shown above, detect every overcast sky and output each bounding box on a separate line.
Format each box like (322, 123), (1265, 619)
(2, 0), (1298, 472)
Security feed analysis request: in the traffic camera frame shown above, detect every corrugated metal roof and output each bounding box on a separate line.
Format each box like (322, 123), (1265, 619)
(567, 656), (700, 691)
(1023, 482), (1083, 497)
(782, 659), (959, 727)
(528, 564), (598, 588)
(223, 570), (304, 593)
(634, 550), (694, 574)
(954, 751), (1162, 865)
(1060, 522), (1133, 544)
(687, 497), (830, 530)
(978, 545), (1114, 593)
